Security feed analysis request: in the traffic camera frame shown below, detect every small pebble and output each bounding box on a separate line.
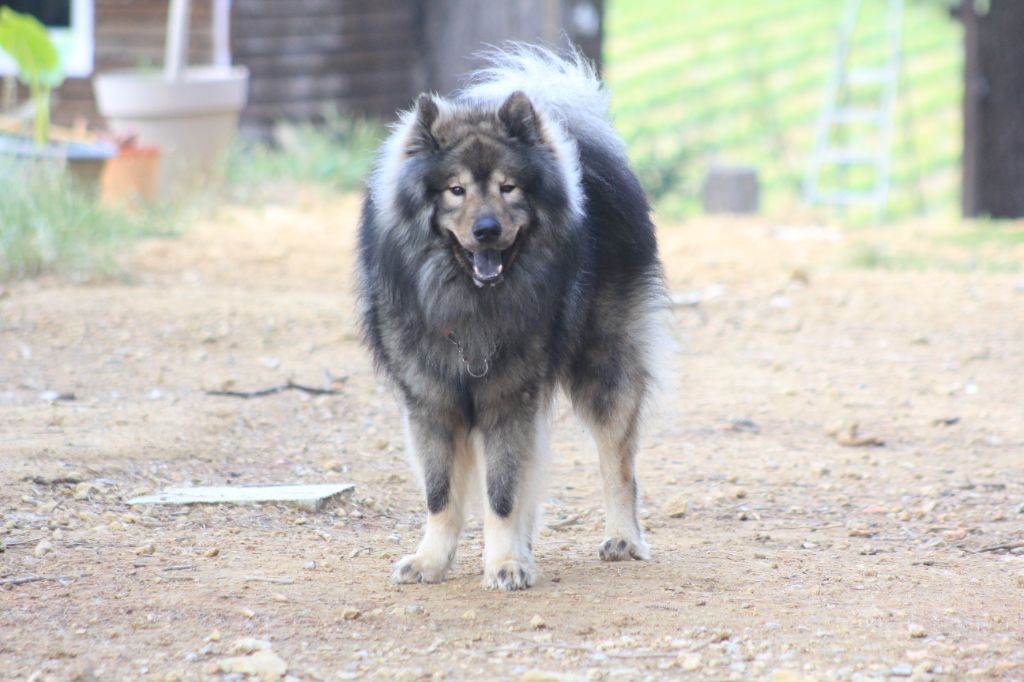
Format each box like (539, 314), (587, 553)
(215, 649), (287, 678)
(134, 543), (156, 556)
(908, 623), (928, 639)
(529, 614), (546, 630)
(33, 539), (54, 557)
(664, 494), (688, 518)
(519, 671), (582, 682)
(229, 638), (270, 655)
(913, 661), (935, 674)
(770, 671), (806, 682)
(203, 548), (220, 558)
(73, 482), (97, 500)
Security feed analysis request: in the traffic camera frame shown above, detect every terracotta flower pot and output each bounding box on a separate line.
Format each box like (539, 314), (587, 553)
(99, 144), (161, 207)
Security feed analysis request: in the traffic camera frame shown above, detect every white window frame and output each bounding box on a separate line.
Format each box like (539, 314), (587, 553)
(0, 0), (95, 79)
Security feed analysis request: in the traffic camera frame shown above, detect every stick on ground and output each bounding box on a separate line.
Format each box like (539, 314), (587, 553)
(205, 380), (342, 399)
(0, 576), (46, 586)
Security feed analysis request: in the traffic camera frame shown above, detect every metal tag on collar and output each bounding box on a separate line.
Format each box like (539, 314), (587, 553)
(444, 330), (491, 379)
(463, 356), (489, 378)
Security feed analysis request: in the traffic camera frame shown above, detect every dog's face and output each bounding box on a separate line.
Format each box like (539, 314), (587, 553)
(406, 92), (551, 287)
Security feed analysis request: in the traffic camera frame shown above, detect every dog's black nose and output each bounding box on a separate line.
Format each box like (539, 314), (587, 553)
(472, 216), (502, 243)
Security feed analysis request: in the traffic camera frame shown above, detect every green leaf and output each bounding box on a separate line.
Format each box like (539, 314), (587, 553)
(0, 6), (64, 88)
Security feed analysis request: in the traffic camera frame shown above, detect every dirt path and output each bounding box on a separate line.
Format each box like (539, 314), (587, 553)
(2, 198), (1023, 681)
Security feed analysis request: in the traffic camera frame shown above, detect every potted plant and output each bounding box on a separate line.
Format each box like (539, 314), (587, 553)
(0, 6), (115, 187)
(92, 0), (248, 196)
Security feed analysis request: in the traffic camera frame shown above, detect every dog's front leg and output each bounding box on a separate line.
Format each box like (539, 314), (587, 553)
(393, 408), (470, 584)
(479, 403), (549, 591)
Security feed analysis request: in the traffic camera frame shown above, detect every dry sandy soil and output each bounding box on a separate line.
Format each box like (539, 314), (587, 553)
(2, 195), (1023, 682)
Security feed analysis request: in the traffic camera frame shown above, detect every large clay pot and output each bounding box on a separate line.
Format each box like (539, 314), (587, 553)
(93, 66), (248, 196)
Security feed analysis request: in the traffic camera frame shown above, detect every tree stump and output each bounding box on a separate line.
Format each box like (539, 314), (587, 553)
(701, 164), (760, 214)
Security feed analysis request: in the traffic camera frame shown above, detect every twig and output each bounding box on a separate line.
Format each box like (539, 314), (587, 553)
(766, 524), (843, 531)
(163, 563), (195, 572)
(506, 634), (713, 659)
(0, 575), (46, 586)
(25, 476), (81, 486)
(243, 576), (294, 585)
(205, 380), (341, 399)
(1, 537), (43, 548)
(973, 541), (1024, 554)
(547, 515), (581, 530)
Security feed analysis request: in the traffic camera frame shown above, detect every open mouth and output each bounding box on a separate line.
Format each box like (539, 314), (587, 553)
(450, 237), (521, 287)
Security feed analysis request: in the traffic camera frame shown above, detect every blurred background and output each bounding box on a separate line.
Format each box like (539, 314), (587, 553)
(1, 0), (1022, 279)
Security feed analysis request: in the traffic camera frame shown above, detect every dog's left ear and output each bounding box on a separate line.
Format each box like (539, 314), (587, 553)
(408, 93), (442, 154)
(498, 91), (541, 144)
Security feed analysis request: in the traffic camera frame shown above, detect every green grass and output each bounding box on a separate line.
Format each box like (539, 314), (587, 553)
(846, 241), (1022, 273)
(0, 158), (179, 280)
(605, 0), (964, 219)
(940, 222), (1024, 248)
(225, 113), (383, 202)
(1, 111), (382, 282)
(845, 218), (1024, 273)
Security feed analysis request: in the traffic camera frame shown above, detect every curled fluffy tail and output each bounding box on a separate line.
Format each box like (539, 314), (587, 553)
(458, 43), (627, 158)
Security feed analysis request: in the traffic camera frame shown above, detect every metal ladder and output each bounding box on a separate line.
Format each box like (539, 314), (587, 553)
(803, 0), (904, 212)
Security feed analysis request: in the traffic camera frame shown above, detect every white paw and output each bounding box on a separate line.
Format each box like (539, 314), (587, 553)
(392, 552), (451, 584)
(482, 559), (537, 591)
(598, 536), (650, 561)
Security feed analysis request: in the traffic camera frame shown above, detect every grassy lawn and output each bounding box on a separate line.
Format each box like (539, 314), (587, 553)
(0, 115), (379, 282)
(605, 0), (964, 219)
(0, 159), (179, 281)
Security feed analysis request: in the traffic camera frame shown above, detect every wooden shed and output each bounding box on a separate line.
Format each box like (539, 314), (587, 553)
(42, 0), (603, 139)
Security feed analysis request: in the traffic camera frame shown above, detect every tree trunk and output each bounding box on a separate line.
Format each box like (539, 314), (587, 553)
(417, 0), (603, 97)
(962, 0), (1024, 218)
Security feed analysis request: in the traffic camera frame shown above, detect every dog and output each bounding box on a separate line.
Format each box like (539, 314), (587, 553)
(357, 45), (666, 591)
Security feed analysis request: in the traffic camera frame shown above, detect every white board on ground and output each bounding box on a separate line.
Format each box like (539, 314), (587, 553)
(127, 483), (354, 512)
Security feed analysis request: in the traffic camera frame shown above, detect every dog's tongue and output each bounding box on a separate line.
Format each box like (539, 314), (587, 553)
(472, 249), (503, 282)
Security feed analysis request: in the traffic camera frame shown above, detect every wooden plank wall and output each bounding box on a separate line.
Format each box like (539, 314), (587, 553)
(43, 0), (601, 138)
(231, 0), (419, 137)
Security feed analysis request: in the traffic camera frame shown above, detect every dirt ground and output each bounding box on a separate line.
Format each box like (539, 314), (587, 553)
(2, 195), (1023, 682)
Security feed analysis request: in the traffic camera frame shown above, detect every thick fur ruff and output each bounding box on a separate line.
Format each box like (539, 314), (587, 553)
(358, 44), (667, 590)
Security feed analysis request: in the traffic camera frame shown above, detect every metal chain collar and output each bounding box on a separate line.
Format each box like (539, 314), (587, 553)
(443, 330), (493, 379)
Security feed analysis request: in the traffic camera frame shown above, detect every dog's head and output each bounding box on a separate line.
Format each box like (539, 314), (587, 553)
(402, 91), (564, 287)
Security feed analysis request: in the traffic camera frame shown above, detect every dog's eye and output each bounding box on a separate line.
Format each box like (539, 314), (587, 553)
(449, 185), (465, 196)
(499, 184), (516, 194)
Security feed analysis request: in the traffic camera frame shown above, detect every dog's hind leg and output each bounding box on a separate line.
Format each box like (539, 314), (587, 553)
(393, 409), (473, 584)
(478, 401), (550, 591)
(588, 401), (650, 561)
(569, 333), (652, 562)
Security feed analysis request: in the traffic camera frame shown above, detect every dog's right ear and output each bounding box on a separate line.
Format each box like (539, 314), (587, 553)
(408, 93), (441, 154)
